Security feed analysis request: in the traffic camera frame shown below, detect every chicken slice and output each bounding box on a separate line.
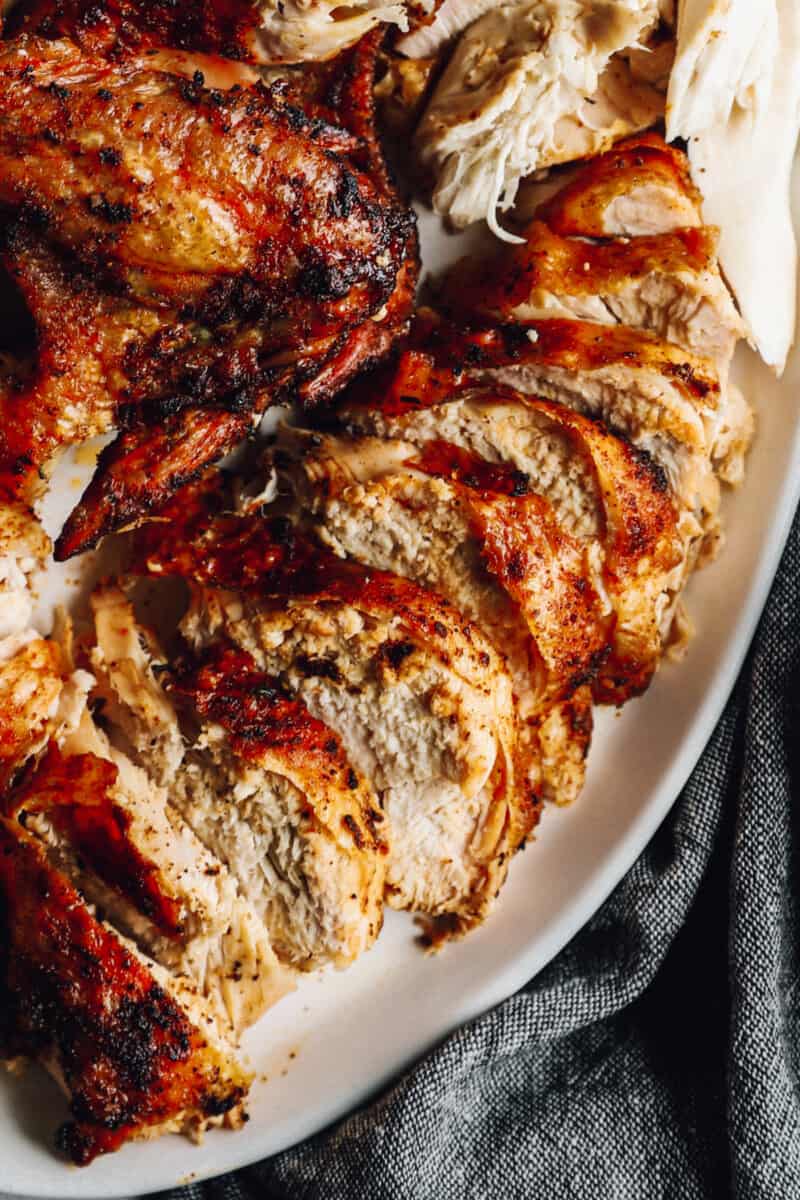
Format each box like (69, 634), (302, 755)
(87, 587), (186, 784)
(442, 221), (745, 370)
(272, 425), (602, 802)
(344, 310), (721, 512)
(338, 388), (688, 703)
(0, 815), (250, 1165)
(131, 474), (525, 935)
(533, 132), (703, 238)
(88, 586), (387, 971)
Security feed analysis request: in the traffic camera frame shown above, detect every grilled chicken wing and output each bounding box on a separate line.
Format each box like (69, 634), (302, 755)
(128, 472), (525, 935)
(0, 35), (415, 550)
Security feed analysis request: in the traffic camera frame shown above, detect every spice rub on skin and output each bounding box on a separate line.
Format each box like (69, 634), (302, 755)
(130, 471), (525, 934)
(88, 586), (387, 971)
(0, 816), (250, 1166)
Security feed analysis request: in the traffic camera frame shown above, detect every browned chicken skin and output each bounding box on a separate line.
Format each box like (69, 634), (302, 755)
(0, 813), (249, 1165)
(8, 0), (269, 61)
(0, 33), (416, 551)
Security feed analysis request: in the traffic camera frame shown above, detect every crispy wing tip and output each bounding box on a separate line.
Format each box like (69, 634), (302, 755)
(55, 409), (251, 561)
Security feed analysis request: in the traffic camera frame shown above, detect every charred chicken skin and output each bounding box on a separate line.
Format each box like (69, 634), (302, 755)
(0, 814), (250, 1165)
(8, 0), (409, 65)
(0, 34), (416, 552)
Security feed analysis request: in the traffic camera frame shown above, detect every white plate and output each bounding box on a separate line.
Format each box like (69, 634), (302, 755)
(3, 173), (800, 1198)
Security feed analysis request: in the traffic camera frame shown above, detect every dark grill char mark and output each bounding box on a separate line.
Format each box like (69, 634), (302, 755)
(0, 816), (247, 1165)
(0, 34), (417, 556)
(7, 745), (186, 939)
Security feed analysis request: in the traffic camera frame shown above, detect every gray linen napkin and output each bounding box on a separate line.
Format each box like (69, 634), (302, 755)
(146, 502), (800, 1200)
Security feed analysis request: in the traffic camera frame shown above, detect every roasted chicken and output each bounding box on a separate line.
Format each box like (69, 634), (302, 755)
(8, 0), (409, 65)
(0, 33), (416, 555)
(0, 4), (758, 1166)
(0, 814), (251, 1165)
(125, 471), (527, 934)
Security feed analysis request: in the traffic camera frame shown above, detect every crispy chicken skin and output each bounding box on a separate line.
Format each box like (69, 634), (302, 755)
(0, 35), (416, 548)
(0, 815), (249, 1165)
(9, 0), (407, 65)
(0, 42), (400, 317)
(536, 133), (703, 238)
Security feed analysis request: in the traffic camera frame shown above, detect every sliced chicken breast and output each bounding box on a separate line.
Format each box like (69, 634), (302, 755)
(343, 311), (721, 518)
(88, 587), (386, 972)
(131, 474), (525, 935)
(443, 221), (745, 369)
(13, 729), (295, 1040)
(0, 815), (249, 1165)
(272, 425), (602, 802)
(534, 133), (703, 238)
(338, 389), (688, 703)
